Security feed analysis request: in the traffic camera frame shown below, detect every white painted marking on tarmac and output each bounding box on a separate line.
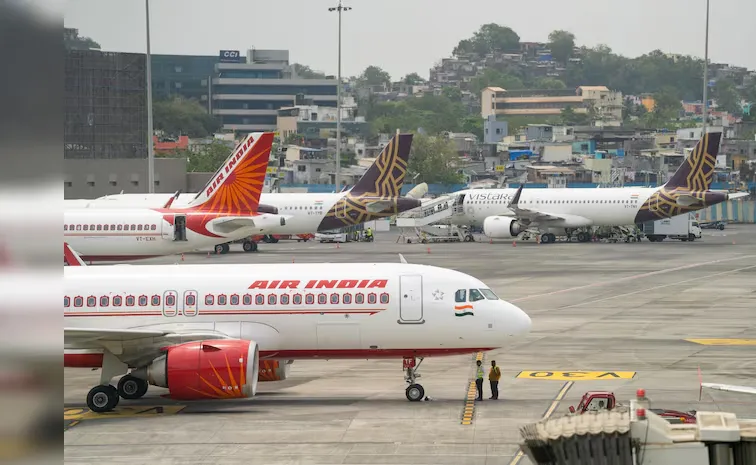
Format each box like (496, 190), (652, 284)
(558, 263), (756, 310)
(511, 254), (756, 303)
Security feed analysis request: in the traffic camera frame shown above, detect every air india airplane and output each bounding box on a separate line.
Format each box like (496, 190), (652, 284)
(449, 132), (749, 243)
(63, 244), (532, 412)
(65, 133), (422, 251)
(63, 132), (291, 262)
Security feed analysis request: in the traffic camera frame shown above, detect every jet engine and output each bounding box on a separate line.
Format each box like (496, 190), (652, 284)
(131, 339), (259, 400)
(483, 216), (523, 239)
(258, 359), (293, 381)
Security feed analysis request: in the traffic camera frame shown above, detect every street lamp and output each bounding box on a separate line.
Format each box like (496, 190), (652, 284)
(328, 0), (351, 190)
(702, 0), (710, 135)
(145, 0), (155, 193)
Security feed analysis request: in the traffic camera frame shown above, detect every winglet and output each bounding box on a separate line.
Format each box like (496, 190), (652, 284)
(508, 184), (524, 208)
(163, 190), (181, 209)
(399, 253), (408, 264)
(64, 242), (86, 266)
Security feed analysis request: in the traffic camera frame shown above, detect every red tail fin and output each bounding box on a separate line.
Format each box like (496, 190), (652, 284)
(64, 242), (86, 266)
(185, 132), (273, 214)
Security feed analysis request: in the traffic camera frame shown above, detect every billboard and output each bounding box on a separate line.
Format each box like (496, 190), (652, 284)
(219, 50), (242, 63)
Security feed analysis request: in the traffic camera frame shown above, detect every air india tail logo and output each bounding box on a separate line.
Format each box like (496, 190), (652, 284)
(454, 304), (474, 317)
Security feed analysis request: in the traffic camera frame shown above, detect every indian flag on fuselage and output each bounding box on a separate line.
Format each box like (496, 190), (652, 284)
(454, 304), (474, 317)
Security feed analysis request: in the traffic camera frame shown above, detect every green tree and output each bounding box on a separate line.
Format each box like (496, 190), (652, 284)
(652, 87), (682, 120)
(358, 66), (391, 87)
(461, 116), (484, 140)
(533, 77), (567, 89)
(469, 68), (524, 95)
(369, 94), (464, 135)
(402, 72), (425, 85)
(64, 28), (101, 50)
(407, 133), (464, 185)
(153, 97), (220, 138)
(560, 106), (589, 125)
(291, 63), (327, 79)
(181, 141), (235, 172)
(548, 30), (576, 64)
(442, 86), (463, 101)
(454, 24), (520, 57)
(712, 79), (741, 114)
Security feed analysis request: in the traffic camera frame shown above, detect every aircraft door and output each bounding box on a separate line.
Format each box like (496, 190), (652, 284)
(174, 215), (187, 241)
(398, 275), (425, 324)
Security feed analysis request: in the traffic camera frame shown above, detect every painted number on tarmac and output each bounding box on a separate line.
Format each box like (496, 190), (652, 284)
(516, 371), (636, 380)
(64, 405), (185, 421)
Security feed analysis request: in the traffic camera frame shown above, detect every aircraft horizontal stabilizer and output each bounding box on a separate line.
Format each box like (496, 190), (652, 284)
(366, 200), (395, 213)
(701, 382), (756, 395)
(212, 217), (260, 234)
(728, 192), (750, 200)
(676, 194), (702, 207)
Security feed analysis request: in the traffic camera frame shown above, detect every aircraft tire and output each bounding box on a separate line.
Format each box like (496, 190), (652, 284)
(221, 243), (231, 254)
(117, 375), (148, 400)
(87, 385), (119, 413)
(243, 241), (258, 252)
(406, 384), (425, 402)
(464, 234), (474, 242)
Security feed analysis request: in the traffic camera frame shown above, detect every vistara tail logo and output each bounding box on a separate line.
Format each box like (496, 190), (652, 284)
(454, 304), (474, 317)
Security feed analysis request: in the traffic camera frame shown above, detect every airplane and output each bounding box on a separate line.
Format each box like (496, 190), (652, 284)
(447, 132), (750, 243)
(64, 132), (291, 262)
(64, 133), (423, 252)
(701, 383), (756, 395)
(63, 243), (532, 412)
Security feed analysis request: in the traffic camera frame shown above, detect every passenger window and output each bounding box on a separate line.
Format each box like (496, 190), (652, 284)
(231, 294), (240, 305)
(355, 293), (364, 304)
(217, 294), (227, 306)
(64, 296), (70, 307)
(455, 289), (467, 303)
(255, 294), (264, 305)
(280, 294), (290, 305)
(138, 295), (148, 306)
(112, 296), (122, 306)
(86, 296), (96, 307)
(479, 289), (499, 300)
(305, 294), (315, 305)
(268, 294), (277, 305)
(205, 294), (214, 305)
(151, 295), (160, 306)
(330, 293), (339, 304)
(125, 296), (135, 306)
(99, 296), (109, 307)
(293, 294), (302, 305)
(186, 294), (196, 306)
(343, 293), (352, 304)
(318, 294), (327, 305)
(469, 289), (485, 302)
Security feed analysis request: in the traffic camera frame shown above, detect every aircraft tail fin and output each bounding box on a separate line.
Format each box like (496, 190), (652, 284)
(185, 132), (274, 213)
(665, 132), (722, 191)
(350, 133), (413, 197)
(64, 243), (86, 266)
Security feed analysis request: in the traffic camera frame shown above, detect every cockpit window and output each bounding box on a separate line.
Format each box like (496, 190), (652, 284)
(469, 289), (485, 302)
(454, 289), (466, 303)
(479, 288), (499, 300)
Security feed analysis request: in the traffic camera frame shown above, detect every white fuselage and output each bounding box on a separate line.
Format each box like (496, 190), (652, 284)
(453, 187), (659, 228)
(65, 192), (346, 235)
(63, 208), (288, 260)
(64, 263), (532, 362)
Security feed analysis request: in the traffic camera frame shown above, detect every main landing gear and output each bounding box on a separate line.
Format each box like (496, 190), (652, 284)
(403, 356), (427, 402)
(214, 243), (231, 254)
(539, 233), (557, 244)
(85, 351), (149, 413)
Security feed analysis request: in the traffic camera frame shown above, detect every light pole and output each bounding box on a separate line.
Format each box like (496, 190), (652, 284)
(145, 0), (155, 193)
(701, 0), (710, 135)
(328, 0), (351, 190)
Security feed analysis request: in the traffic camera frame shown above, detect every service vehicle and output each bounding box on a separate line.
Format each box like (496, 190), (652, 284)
(568, 391), (697, 424)
(700, 220), (726, 230)
(638, 213), (702, 242)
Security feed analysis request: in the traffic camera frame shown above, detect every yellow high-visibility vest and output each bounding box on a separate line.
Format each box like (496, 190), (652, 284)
(476, 366), (484, 379)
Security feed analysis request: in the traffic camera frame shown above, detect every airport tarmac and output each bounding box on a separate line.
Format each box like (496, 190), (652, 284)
(65, 225), (756, 464)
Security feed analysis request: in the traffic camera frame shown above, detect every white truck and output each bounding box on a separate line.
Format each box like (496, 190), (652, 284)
(639, 213), (702, 242)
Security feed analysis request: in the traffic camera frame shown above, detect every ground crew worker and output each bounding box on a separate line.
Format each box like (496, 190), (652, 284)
(489, 360), (501, 400)
(475, 360), (484, 401)
(366, 227), (373, 241)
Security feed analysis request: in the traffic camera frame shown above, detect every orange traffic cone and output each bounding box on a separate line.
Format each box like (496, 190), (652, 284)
(489, 237), (493, 244)
(427, 247), (431, 254)
(512, 241), (516, 247)
(181, 253), (185, 261)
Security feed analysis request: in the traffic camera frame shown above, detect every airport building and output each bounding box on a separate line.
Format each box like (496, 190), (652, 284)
(481, 85), (624, 126)
(211, 49), (338, 133)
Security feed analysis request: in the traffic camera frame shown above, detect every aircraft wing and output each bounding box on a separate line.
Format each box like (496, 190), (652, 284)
(503, 185), (569, 225)
(64, 327), (230, 345)
(701, 382), (756, 395)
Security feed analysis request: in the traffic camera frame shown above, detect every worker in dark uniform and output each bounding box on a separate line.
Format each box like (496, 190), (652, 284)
(489, 360), (501, 400)
(475, 360), (484, 401)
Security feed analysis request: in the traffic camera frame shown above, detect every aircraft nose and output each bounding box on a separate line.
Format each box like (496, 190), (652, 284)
(508, 303), (532, 336)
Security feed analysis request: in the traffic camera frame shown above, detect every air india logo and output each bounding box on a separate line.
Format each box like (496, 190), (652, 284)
(454, 304), (474, 317)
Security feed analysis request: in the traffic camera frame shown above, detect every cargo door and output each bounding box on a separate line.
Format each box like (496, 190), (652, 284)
(316, 323), (361, 350)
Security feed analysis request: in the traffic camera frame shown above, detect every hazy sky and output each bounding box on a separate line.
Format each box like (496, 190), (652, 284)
(64, 0), (755, 80)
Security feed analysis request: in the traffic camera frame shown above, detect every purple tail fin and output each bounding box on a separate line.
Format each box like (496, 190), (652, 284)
(350, 133), (413, 196)
(665, 132), (722, 191)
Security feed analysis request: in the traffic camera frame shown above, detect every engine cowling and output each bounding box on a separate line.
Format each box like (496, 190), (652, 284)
(133, 339), (259, 400)
(483, 216), (523, 239)
(258, 359), (293, 381)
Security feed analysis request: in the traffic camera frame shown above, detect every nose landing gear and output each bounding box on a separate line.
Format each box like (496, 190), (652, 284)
(403, 356), (426, 402)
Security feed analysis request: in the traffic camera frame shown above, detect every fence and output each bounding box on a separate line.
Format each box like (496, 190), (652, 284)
(697, 200), (756, 223)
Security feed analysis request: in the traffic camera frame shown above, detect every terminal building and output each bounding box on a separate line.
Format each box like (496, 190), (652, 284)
(481, 85), (624, 127)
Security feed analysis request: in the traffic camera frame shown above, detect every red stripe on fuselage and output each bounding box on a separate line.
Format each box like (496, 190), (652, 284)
(64, 347), (496, 368)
